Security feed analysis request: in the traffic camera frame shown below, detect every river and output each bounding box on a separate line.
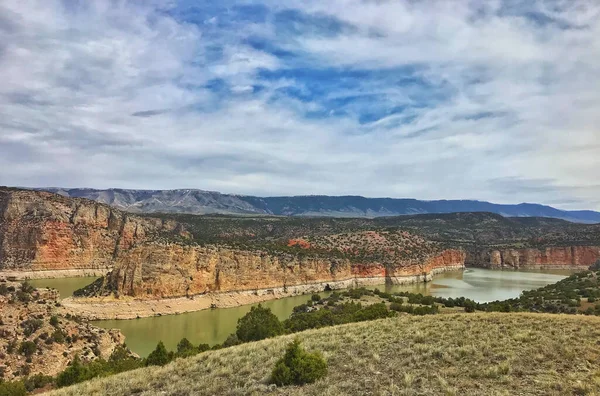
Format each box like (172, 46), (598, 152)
(27, 268), (573, 357)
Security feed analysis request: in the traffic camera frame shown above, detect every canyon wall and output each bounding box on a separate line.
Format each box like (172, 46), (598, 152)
(467, 246), (600, 269)
(0, 188), (182, 271)
(91, 243), (466, 299)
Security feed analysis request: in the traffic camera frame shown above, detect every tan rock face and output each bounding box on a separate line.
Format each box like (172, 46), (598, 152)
(0, 188), (181, 271)
(469, 246), (600, 269)
(103, 243), (466, 299)
(1, 189), (468, 300)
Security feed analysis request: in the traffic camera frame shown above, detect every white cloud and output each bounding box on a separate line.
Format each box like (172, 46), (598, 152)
(0, 0), (599, 210)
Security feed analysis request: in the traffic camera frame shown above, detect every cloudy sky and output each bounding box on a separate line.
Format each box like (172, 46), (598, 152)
(1, 1), (599, 210)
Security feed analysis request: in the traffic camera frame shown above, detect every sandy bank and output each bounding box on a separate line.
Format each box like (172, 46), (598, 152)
(63, 266), (465, 320)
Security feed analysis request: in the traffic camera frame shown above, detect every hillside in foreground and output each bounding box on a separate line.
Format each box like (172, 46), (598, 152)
(49, 313), (600, 396)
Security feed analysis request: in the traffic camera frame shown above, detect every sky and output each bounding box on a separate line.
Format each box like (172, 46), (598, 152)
(1, 0), (599, 210)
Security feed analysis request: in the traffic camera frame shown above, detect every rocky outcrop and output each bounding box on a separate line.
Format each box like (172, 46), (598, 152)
(0, 188), (183, 272)
(468, 246), (600, 269)
(0, 281), (131, 380)
(84, 243), (466, 299)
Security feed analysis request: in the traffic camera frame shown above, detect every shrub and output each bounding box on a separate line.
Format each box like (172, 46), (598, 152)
(107, 345), (142, 373)
(270, 339), (327, 386)
(146, 341), (170, 366)
(0, 380), (27, 396)
(56, 356), (86, 387)
(49, 315), (59, 327)
(352, 303), (395, 321)
(6, 340), (17, 354)
(15, 292), (30, 303)
(175, 338), (197, 358)
(222, 334), (242, 347)
(23, 374), (53, 392)
(18, 342), (37, 357)
(464, 300), (477, 313)
(311, 294), (321, 302)
(236, 304), (284, 342)
(0, 284), (8, 296)
(21, 319), (43, 337)
(20, 282), (34, 294)
(51, 329), (66, 344)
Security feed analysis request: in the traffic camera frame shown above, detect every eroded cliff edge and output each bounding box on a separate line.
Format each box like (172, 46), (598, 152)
(0, 188), (184, 273)
(80, 243), (466, 299)
(467, 246), (600, 269)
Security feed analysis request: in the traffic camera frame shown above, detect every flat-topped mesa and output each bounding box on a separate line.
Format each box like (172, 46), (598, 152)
(0, 188), (186, 272)
(79, 241), (466, 299)
(468, 246), (600, 269)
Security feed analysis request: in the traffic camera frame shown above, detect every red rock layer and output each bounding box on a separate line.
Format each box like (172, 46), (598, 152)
(0, 188), (181, 271)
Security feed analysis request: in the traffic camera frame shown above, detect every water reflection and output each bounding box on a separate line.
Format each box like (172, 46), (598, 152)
(28, 277), (99, 300)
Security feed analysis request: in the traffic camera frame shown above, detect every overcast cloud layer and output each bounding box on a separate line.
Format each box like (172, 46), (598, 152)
(1, 0), (599, 210)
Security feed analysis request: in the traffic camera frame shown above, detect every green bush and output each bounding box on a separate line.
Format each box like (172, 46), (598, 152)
(20, 282), (34, 294)
(56, 355), (86, 387)
(23, 373), (53, 392)
(222, 334), (242, 347)
(0, 380), (27, 396)
(270, 339), (327, 386)
(311, 294), (321, 302)
(464, 300), (476, 313)
(175, 338), (198, 358)
(18, 341), (37, 357)
(106, 345), (141, 373)
(236, 304), (284, 342)
(146, 341), (170, 366)
(6, 340), (17, 354)
(49, 315), (59, 327)
(51, 329), (66, 344)
(21, 319), (43, 337)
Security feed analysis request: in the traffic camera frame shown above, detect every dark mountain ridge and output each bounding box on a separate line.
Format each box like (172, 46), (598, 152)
(34, 187), (600, 224)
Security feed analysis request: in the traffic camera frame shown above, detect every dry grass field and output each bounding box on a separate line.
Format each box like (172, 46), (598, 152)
(48, 313), (600, 396)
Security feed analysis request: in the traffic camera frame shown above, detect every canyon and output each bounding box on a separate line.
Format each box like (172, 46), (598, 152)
(469, 246), (600, 269)
(2, 187), (600, 319)
(0, 187), (184, 273)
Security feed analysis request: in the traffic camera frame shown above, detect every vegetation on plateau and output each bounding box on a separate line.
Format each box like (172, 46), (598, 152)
(155, 211), (600, 254)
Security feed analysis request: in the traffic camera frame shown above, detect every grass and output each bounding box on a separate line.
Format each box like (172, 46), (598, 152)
(49, 313), (600, 396)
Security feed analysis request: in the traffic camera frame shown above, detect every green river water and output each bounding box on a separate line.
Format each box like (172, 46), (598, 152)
(28, 268), (573, 357)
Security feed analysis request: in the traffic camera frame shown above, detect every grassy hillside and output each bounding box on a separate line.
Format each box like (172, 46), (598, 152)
(49, 313), (600, 396)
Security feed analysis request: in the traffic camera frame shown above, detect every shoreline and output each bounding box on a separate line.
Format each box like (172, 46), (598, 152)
(466, 265), (590, 270)
(64, 266), (466, 320)
(0, 268), (110, 281)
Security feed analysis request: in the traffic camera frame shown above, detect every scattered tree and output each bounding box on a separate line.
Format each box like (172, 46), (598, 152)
(236, 305), (284, 342)
(270, 339), (327, 386)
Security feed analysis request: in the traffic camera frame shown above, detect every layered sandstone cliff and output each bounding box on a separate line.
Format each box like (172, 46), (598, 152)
(83, 243), (466, 299)
(467, 246), (600, 269)
(0, 188), (183, 272)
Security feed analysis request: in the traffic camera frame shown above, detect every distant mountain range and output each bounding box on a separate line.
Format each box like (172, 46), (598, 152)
(38, 188), (600, 223)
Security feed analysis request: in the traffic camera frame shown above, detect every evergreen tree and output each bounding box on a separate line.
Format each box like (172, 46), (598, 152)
(236, 304), (284, 342)
(146, 341), (170, 366)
